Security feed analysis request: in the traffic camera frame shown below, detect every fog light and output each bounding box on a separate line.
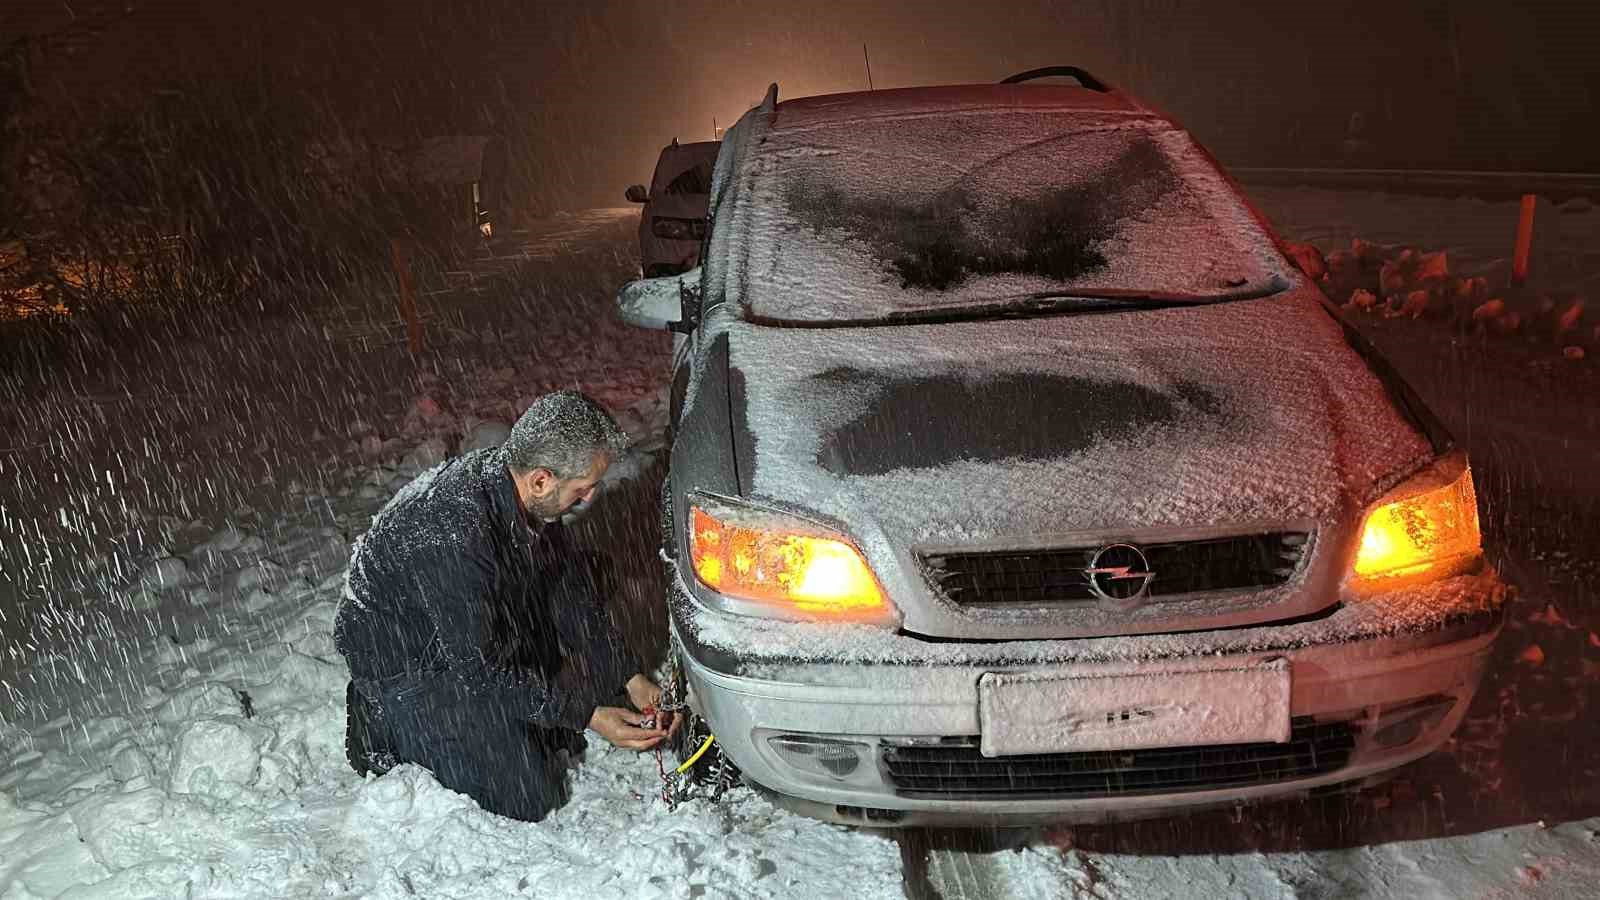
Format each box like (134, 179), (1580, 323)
(767, 734), (868, 780)
(1372, 695), (1456, 749)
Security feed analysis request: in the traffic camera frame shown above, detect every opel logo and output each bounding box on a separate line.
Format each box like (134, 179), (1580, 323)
(1085, 543), (1155, 609)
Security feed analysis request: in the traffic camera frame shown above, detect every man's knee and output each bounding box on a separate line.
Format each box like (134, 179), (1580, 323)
(344, 684), (576, 823)
(440, 748), (571, 823)
(464, 773), (569, 823)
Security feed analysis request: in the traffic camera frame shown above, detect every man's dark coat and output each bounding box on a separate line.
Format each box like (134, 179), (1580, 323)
(334, 448), (637, 821)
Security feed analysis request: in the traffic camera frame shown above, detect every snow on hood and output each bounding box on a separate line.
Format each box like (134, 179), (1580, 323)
(727, 288), (1435, 564)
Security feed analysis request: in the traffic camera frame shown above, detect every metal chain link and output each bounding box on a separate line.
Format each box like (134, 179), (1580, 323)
(647, 649), (729, 811)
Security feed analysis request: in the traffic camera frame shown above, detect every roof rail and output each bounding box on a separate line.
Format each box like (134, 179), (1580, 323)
(760, 82), (779, 126)
(999, 66), (1111, 92)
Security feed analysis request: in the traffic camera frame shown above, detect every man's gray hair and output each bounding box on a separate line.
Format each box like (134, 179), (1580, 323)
(500, 390), (629, 478)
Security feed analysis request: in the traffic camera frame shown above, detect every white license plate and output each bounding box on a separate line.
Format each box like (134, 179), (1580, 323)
(978, 661), (1292, 757)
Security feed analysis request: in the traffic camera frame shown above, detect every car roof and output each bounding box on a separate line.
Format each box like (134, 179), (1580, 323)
(767, 83), (1162, 133)
(655, 139), (720, 163)
(662, 139), (721, 152)
(651, 139), (720, 185)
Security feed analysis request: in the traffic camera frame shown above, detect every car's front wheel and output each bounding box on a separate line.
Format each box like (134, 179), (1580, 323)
(665, 638), (739, 794)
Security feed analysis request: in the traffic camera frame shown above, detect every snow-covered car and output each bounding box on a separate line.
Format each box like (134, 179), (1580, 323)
(615, 73), (1507, 827)
(625, 139), (719, 277)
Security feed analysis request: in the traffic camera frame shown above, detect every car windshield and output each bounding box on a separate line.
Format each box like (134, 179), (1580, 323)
(663, 161), (712, 196)
(741, 111), (1287, 324)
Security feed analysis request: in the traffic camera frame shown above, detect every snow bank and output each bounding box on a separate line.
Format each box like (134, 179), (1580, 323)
(2, 652), (905, 899)
(1254, 186), (1600, 356)
(0, 389), (897, 900)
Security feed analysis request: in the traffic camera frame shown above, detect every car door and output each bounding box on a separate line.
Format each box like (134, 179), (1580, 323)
(666, 206), (716, 444)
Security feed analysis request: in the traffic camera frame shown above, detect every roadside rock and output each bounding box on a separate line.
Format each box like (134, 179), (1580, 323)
(1390, 289), (1433, 319)
(136, 556), (189, 592)
(196, 525), (247, 555)
(1555, 299), (1586, 342)
(109, 743), (153, 782)
(1379, 252), (1409, 295)
(1490, 311), (1523, 336)
(1453, 276), (1490, 311)
(168, 718), (271, 796)
(1347, 288), (1378, 311)
(399, 437), (449, 476)
(230, 560), (287, 594)
(1351, 238), (1392, 268)
(403, 395), (458, 438)
(1471, 299), (1506, 323)
(1283, 241), (1327, 281)
(460, 419), (511, 453)
(153, 682), (245, 724)
(1415, 250), (1449, 285)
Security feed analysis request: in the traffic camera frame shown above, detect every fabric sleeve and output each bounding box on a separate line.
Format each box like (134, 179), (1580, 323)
(547, 548), (644, 700)
(415, 552), (599, 732)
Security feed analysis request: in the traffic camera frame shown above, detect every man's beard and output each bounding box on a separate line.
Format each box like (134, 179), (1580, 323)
(527, 492), (568, 523)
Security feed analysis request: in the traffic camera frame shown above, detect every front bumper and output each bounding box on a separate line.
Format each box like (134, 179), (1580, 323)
(672, 563), (1506, 827)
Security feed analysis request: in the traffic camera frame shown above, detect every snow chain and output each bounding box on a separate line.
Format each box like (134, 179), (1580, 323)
(645, 651), (738, 811)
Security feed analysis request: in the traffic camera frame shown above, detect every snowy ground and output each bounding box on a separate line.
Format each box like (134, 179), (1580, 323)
(2, 193), (1598, 898)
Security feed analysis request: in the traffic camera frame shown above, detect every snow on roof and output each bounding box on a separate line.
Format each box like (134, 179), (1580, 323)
(769, 84), (1150, 129)
(727, 107), (1284, 324)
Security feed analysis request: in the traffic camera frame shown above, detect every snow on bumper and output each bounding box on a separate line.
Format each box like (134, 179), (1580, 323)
(672, 564), (1507, 825)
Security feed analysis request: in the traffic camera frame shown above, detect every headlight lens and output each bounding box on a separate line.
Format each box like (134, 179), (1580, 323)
(687, 495), (892, 622)
(1352, 454), (1481, 580)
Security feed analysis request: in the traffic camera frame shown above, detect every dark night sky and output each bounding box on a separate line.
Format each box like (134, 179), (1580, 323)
(16, 1), (1600, 209)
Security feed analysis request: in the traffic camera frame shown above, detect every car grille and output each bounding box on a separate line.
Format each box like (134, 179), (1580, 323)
(918, 531), (1310, 609)
(882, 718), (1355, 800)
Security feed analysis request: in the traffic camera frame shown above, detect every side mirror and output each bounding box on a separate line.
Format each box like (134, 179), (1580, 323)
(624, 184), (649, 203)
(617, 269), (698, 332)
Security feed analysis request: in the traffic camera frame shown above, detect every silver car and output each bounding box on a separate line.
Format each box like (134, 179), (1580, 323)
(626, 139), (719, 278)
(616, 71), (1506, 827)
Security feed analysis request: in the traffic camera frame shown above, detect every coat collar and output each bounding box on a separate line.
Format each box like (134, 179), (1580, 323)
(485, 454), (558, 541)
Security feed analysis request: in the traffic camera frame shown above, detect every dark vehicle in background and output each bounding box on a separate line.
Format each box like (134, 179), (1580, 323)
(626, 139), (720, 277)
(617, 70), (1506, 828)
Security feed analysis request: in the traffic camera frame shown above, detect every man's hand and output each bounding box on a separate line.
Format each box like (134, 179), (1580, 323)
(626, 674), (682, 738)
(588, 706), (668, 750)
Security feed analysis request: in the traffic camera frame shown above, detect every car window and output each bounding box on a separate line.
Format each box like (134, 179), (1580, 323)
(740, 112), (1287, 324)
(663, 162), (713, 196)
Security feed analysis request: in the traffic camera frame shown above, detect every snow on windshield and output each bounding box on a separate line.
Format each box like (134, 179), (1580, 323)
(740, 112), (1285, 323)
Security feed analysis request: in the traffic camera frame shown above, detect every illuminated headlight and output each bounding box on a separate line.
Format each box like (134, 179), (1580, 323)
(651, 216), (706, 240)
(1352, 452), (1482, 582)
(687, 493), (897, 625)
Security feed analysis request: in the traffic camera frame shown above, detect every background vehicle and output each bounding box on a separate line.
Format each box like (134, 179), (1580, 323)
(625, 139), (719, 277)
(616, 71), (1506, 828)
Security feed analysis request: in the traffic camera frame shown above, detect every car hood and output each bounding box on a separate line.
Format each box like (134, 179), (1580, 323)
(723, 289), (1435, 606)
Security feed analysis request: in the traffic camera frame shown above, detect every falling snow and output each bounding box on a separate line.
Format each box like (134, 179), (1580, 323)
(1, 181), (1598, 898)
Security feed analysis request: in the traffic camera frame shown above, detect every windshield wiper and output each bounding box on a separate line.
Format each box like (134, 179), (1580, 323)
(753, 278), (1289, 329)
(873, 279), (1286, 325)
(989, 294), (1182, 317)
(1011, 280), (1284, 308)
